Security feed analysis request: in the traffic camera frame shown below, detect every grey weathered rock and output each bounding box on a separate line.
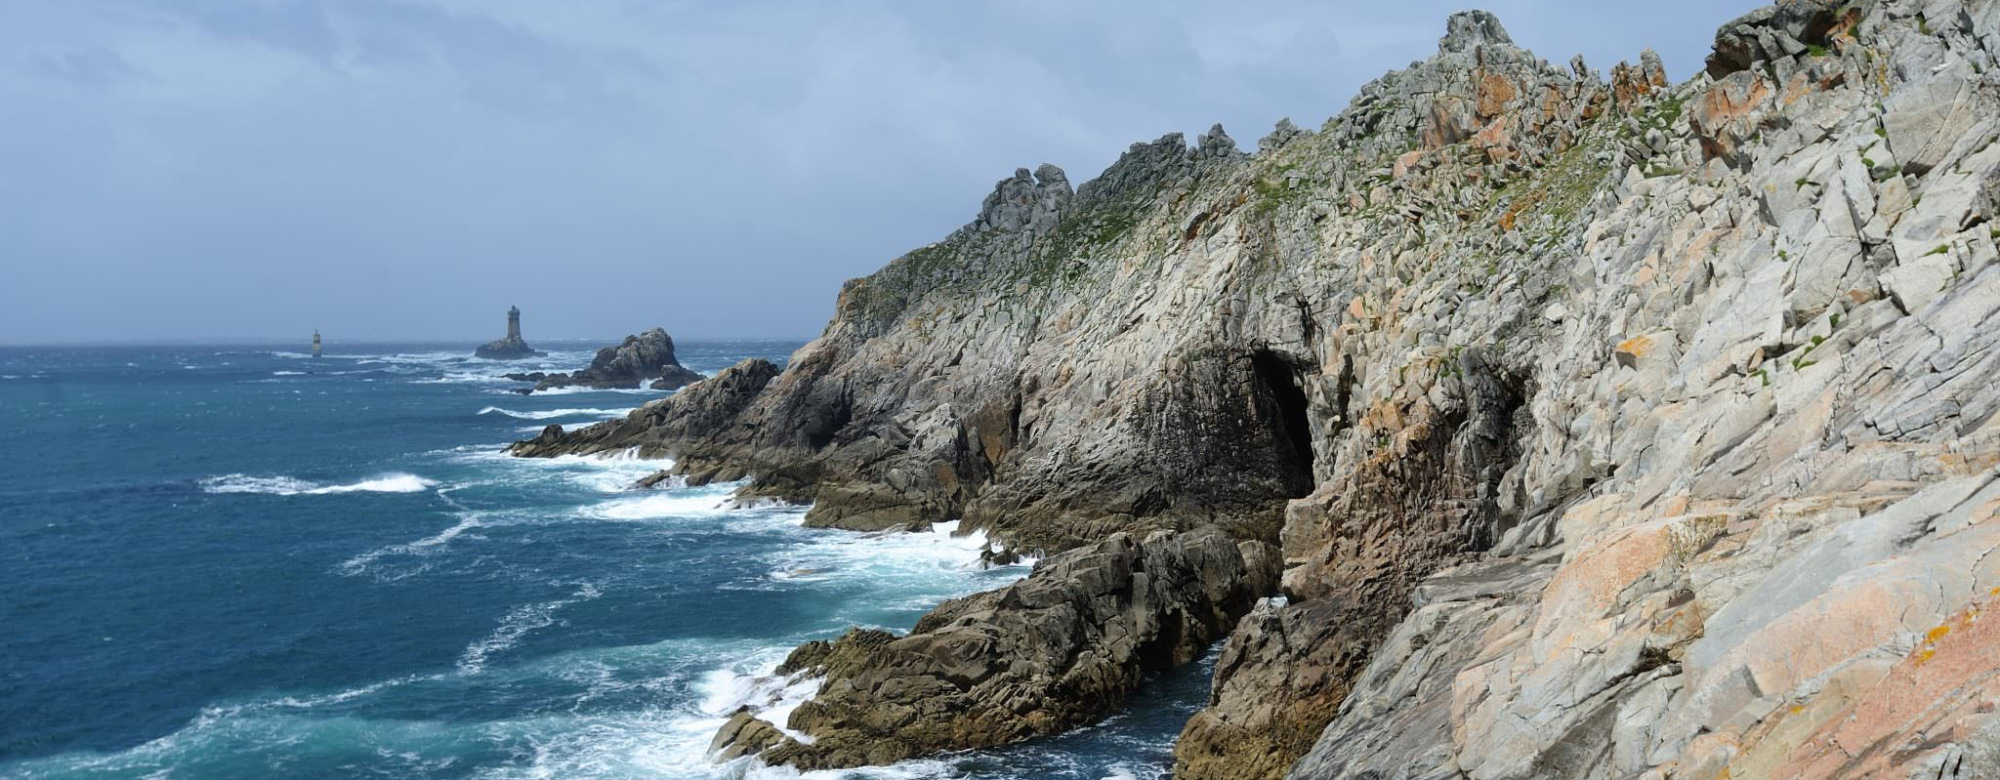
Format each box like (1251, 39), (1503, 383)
(713, 527), (1279, 770)
(516, 3), (2000, 777)
(707, 708), (782, 762)
(521, 328), (703, 393)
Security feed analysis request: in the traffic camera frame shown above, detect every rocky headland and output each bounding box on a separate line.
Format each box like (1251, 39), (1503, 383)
(517, 2), (2000, 777)
(505, 328), (703, 394)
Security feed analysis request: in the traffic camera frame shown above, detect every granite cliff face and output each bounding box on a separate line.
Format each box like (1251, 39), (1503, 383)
(520, 1), (2000, 776)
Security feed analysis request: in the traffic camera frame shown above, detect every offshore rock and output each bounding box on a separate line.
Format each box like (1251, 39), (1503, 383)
(523, 328), (703, 393)
(714, 527), (1279, 770)
(473, 335), (538, 360)
(508, 357), (780, 461)
(474, 305), (541, 360)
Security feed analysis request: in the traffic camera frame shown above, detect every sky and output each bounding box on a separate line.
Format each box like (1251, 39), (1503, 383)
(0, 0), (1764, 344)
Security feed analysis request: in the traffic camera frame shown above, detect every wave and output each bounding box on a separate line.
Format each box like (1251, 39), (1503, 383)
(447, 446), (670, 493)
(477, 406), (629, 421)
(458, 583), (602, 675)
(511, 384), (667, 397)
(200, 472), (437, 496)
(271, 370), (307, 376)
(581, 490), (744, 521)
(766, 520), (1032, 585)
(337, 513), (487, 578)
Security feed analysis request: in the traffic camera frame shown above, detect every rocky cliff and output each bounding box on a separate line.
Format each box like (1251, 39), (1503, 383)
(519, 1), (2000, 776)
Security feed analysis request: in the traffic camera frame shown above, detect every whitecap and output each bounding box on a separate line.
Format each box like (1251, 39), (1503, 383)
(477, 406), (629, 421)
(338, 513), (487, 577)
(271, 370), (307, 376)
(458, 583), (602, 675)
(765, 521), (1032, 587)
(514, 384), (666, 397)
(200, 472), (436, 496)
(447, 446), (669, 494)
(582, 490), (739, 521)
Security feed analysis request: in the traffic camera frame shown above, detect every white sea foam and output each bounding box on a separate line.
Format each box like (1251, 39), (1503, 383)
(271, 370), (307, 376)
(764, 521), (1032, 587)
(477, 406), (629, 421)
(458, 583), (602, 675)
(200, 472), (437, 496)
(510, 384), (665, 397)
(582, 490), (740, 521)
(448, 446), (668, 493)
(338, 512), (487, 577)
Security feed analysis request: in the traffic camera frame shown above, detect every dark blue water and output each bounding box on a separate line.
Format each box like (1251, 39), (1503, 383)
(0, 343), (1209, 779)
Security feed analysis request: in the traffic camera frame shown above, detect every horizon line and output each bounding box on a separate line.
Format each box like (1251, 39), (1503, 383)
(0, 335), (817, 349)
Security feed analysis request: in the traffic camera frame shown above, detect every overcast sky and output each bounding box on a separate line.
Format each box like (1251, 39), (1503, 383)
(0, 0), (1763, 344)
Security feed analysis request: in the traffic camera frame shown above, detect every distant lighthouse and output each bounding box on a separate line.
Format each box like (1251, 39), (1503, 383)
(475, 305), (541, 359)
(312, 330), (322, 359)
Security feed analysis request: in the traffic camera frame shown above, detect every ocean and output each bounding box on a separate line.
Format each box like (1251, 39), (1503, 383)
(0, 342), (1212, 780)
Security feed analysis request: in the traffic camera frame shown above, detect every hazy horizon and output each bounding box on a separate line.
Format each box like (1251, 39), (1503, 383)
(0, 332), (812, 348)
(1, 0), (1762, 345)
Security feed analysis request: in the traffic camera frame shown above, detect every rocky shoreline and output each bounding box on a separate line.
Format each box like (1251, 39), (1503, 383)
(711, 527), (1278, 769)
(516, 2), (2000, 777)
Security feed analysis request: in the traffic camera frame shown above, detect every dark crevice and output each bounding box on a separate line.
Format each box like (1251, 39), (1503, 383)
(1251, 350), (1317, 498)
(803, 393), (853, 451)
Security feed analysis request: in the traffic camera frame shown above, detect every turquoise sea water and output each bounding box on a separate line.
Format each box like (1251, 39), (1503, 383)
(0, 343), (1211, 779)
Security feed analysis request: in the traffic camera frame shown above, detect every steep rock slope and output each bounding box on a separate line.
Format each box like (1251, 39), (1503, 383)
(518, 1), (2000, 776)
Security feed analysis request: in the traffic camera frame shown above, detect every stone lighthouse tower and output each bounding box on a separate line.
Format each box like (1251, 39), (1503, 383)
(476, 305), (540, 359)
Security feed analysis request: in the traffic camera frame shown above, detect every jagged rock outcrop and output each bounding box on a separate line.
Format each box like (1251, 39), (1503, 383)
(510, 357), (778, 458)
(710, 527), (1278, 769)
(522, 2), (2000, 777)
(514, 328), (703, 393)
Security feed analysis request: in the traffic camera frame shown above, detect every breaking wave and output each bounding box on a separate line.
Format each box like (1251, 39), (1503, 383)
(477, 406), (629, 421)
(199, 473), (437, 496)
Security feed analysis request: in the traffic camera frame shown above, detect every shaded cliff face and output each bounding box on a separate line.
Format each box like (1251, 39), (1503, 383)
(521, 0), (2000, 776)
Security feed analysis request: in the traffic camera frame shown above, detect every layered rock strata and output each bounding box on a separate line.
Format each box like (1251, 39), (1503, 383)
(520, 1), (2000, 777)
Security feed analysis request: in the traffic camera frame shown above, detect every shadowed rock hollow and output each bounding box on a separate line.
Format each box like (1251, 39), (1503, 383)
(520, 2), (2000, 777)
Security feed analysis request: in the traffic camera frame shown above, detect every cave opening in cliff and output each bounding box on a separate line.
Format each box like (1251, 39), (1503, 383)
(1251, 350), (1317, 498)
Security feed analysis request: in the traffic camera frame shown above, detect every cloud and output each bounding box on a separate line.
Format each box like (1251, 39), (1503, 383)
(0, 0), (1765, 343)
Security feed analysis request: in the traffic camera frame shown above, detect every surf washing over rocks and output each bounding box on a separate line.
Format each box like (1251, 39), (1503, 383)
(8, 341), (1214, 779)
(517, 3), (2000, 777)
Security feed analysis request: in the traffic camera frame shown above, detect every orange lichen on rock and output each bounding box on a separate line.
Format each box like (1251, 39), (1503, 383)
(1768, 597), (2000, 778)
